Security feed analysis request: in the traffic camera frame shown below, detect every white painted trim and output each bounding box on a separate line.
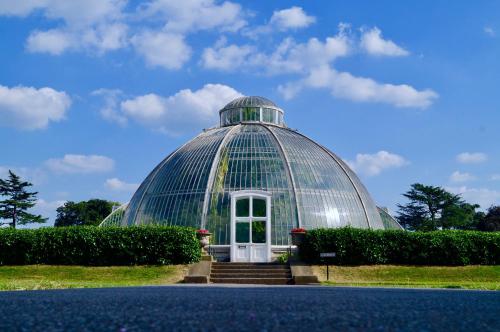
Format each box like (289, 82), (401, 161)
(230, 190), (272, 262)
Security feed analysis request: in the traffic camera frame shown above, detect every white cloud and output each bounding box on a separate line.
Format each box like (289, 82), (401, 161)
(16, 0), (128, 55)
(448, 186), (500, 210)
(456, 152), (488, 164)
(81, 23), (128, 52)
(203, 31), (351, 75)
(105, 178), (139, 192)
(0, 84), (70, 130)
(5, 0), (246, 68)
(269, 6), (315, 30)
(244, 6), (315, 38)
(202, 24), (436, 108)
(0, 1), (47, 16)
(139, 0), (246, 33)
(3, 0), (128, 55)
(262, 34), (350, 74)
(45, 154), (115, 174)
(491, 174), (500, 181)
(121, 94), (167, 124)
(26, 29), (74, 55)
(280, 65), (438, 108)
(449, 171), (476, 183)
(0, 0), (125, 26)
(119, 83), (242, 135)
(484, 26), (495, 37)
(131, 31), (191, 70)
(91, 89), (127, 126)
(347, 150), (409, 176)
(201, 38), (253, 71)
(26, 23), (128, 55)
(360, 27), (409, 56)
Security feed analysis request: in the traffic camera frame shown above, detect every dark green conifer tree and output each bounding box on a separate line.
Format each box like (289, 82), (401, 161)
(0, 170), (46, 228)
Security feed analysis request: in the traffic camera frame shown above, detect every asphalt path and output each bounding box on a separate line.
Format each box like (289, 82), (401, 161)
(0, 285), (498, 331)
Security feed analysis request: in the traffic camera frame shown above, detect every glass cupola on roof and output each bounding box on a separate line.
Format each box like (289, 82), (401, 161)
(105, 96), (402, 250)
(220, 96), (285, 127)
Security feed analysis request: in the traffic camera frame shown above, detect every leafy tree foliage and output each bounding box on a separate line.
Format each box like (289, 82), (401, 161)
(477, 206), (500, 232)
(55, 199), (119, 227)
(0, 170), (46, 228)
(396, 183), (481, 231)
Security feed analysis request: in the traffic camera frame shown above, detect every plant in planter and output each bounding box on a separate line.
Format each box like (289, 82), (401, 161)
(196, 229), (212, 252)
(290, 227), (307, 246)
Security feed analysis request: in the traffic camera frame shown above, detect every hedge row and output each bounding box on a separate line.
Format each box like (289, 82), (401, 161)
(299, 228), (500, 266)
(0, 226), (201, 266)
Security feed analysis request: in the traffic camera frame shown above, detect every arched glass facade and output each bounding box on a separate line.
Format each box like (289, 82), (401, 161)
(117, 96), (394, 245)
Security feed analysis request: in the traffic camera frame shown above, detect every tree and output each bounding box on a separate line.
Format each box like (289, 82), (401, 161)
(477, 205), (500, 232)
(55, 199), (119, 227)
(396, 183), (479, 231)
(0, 170), (46, 228)
(441, 202), (482, 230)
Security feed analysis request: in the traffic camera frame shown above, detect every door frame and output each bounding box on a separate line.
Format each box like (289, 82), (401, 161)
(230, 190), (272, 262)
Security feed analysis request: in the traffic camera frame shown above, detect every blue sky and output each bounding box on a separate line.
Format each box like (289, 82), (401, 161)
(1, 0), (499, 225)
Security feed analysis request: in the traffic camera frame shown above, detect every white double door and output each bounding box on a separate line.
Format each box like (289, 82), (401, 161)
(230, 191), (271, 262)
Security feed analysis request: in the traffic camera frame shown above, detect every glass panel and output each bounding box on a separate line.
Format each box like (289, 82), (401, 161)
(242, 107), (259, 121)
(269, 126), (382, 230)
(262, 108), (272, 123)
(236, 198), (249, 217)
(236, 222), (250, 243)
(229, 108), (240, 123)
(253, 198), (266, 217)
(252, 220), (266, 243)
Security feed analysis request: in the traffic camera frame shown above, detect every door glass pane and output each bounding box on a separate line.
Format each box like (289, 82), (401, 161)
(236, 198), (249, 217)
(252, 220), (266, 243)
(253, 198), (266, 217)
(236, 222), (250, 243)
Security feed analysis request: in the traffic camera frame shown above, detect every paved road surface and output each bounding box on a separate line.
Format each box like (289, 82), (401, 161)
(0, 285), (498, 331)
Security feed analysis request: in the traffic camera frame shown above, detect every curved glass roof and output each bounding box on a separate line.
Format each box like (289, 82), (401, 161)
(99, 203), (128, 227)
(112, 96), (392, 244)
(377, 207), (404, 230)
(221, 96), (279, 110)
(121, 122), (387, 243)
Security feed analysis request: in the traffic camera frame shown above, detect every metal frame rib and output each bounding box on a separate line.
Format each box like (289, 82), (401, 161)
(200, 125), (240, 229)
(262, 124), (303, 228)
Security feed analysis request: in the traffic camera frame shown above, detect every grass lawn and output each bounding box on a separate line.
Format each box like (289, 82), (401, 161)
(313, 265), (500, 290)
(0, 265), (188, 291)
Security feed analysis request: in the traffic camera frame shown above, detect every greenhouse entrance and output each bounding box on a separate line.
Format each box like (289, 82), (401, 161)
(230, 191), (271, 262)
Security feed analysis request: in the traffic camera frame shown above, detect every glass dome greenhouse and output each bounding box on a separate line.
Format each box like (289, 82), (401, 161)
(102, 96), (401, 253)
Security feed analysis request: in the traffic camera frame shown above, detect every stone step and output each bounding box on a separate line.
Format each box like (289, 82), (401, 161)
(211, 272), (292, 278)
(211, 265), (290, 270)
(210, 277), (293, 285)
(212, 262), (284, 266)
(211, 269), (290, 274)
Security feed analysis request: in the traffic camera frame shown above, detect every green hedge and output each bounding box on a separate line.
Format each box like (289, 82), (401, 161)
(299, 228), (500, 266)
(0, 226), (201, 266)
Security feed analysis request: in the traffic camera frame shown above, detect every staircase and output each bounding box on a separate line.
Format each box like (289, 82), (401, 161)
(210, 262), (293, 285)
